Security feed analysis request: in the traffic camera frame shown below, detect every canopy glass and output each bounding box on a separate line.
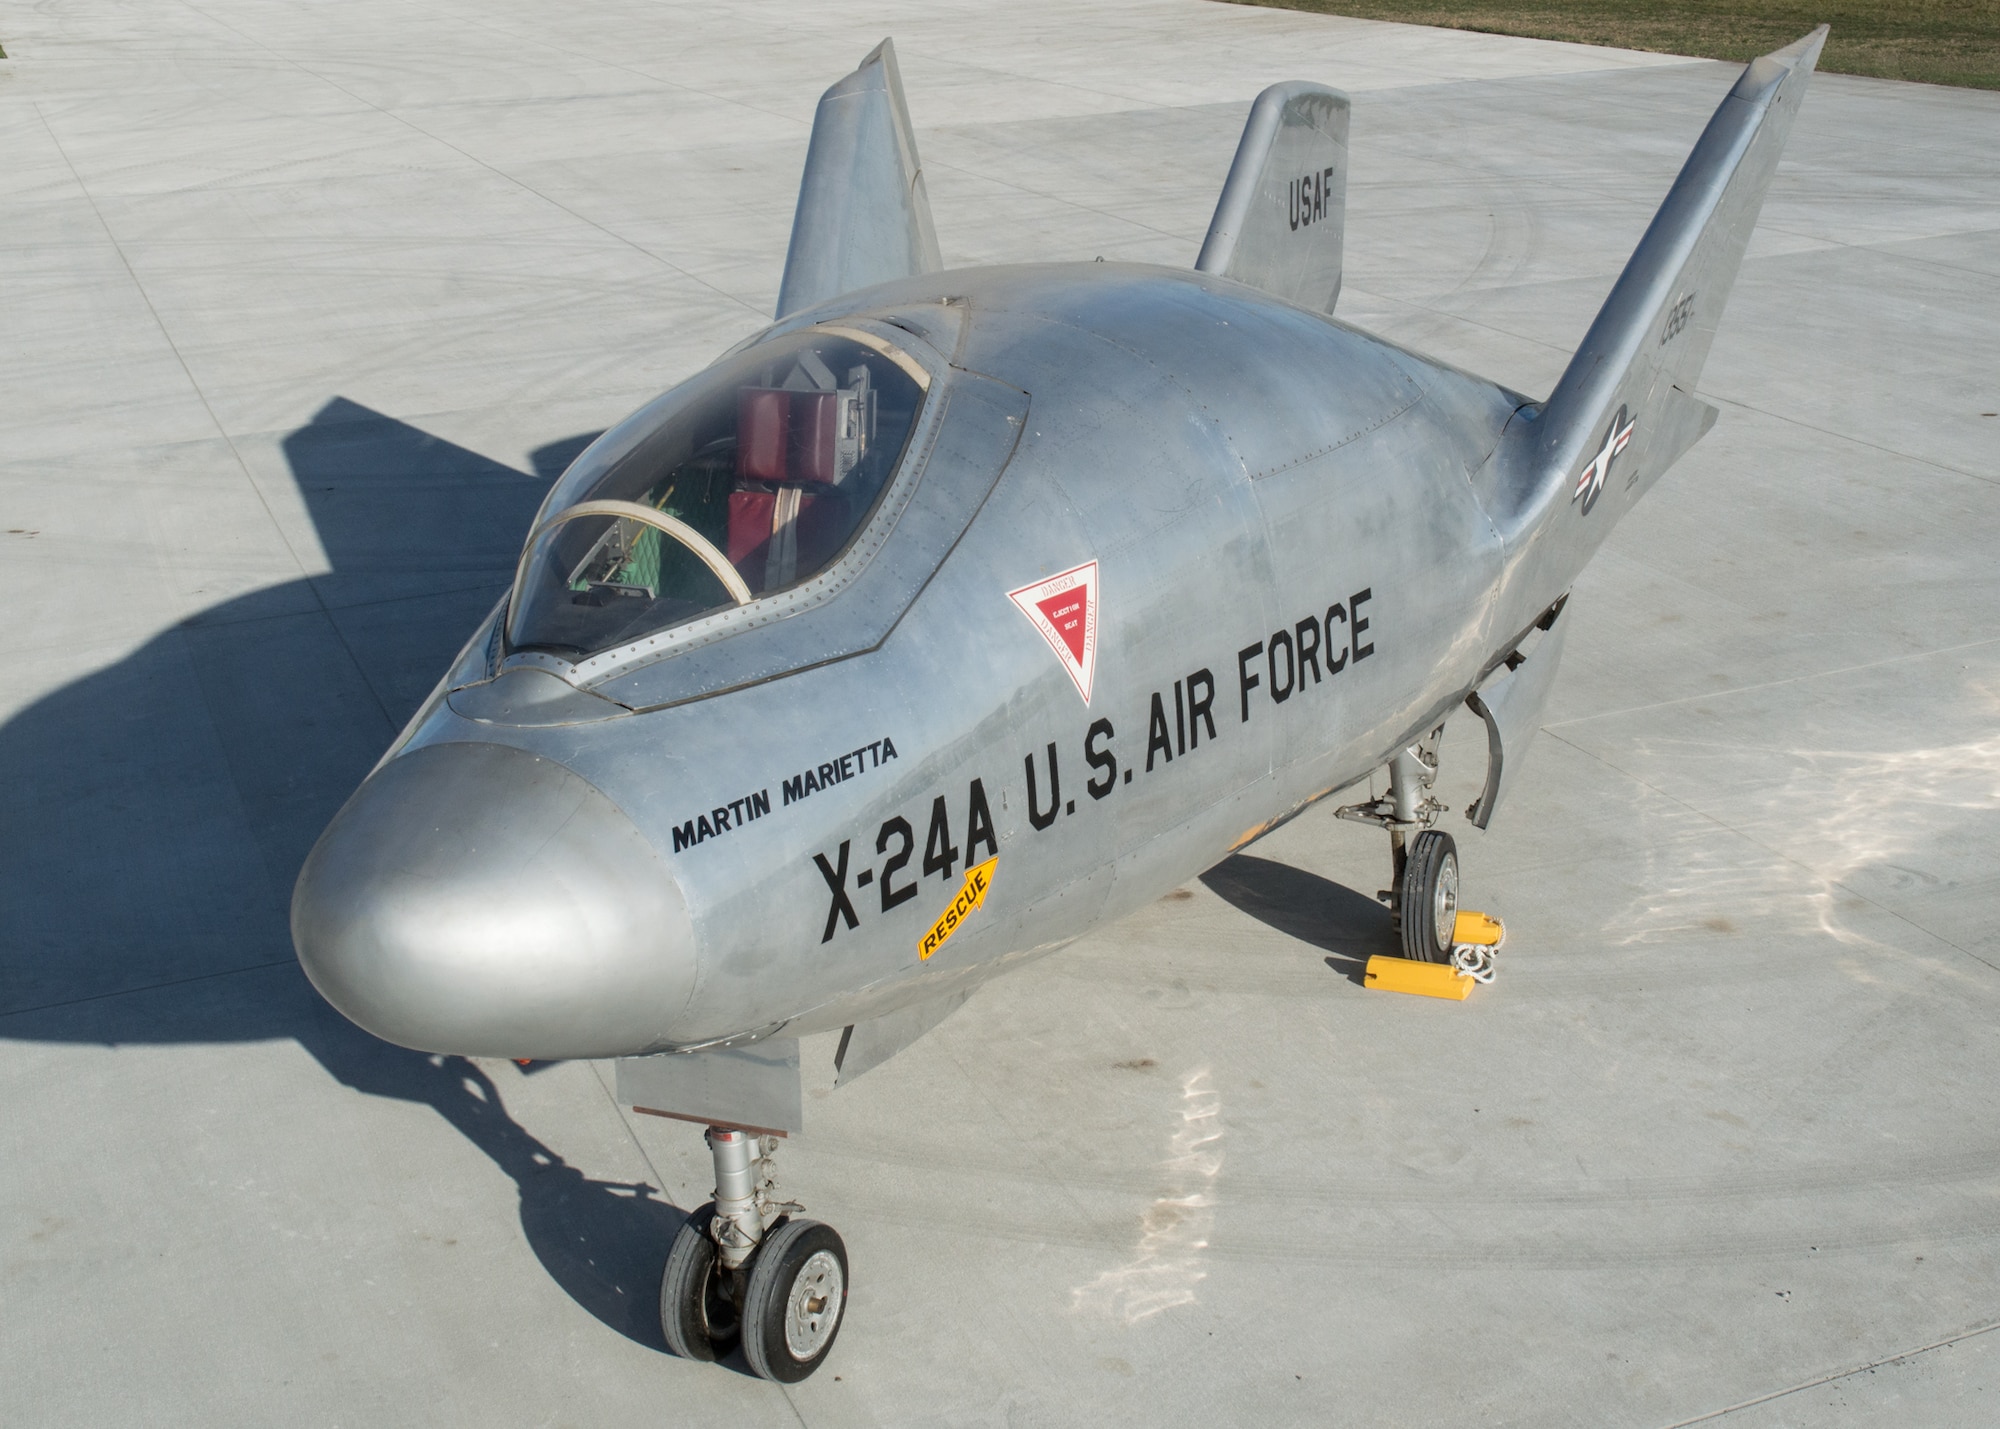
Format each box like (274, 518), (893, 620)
(508, 328), (930, 660)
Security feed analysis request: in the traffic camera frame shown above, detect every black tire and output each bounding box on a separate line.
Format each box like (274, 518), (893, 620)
(740, 1218), (848, 1383)
(1399, 829), (1459, 964)
(660, 1204), (739, 1362)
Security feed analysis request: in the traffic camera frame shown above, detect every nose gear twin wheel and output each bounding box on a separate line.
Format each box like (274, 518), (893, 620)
(661, 1212), (849, 1380)
(660, 1204), (740, 1362)
(741, 1218), (849, 1382)
(1398, 829), (1459, 964)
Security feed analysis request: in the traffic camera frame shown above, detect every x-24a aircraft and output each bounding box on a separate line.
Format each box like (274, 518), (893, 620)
(293, 29), (1828, 1381)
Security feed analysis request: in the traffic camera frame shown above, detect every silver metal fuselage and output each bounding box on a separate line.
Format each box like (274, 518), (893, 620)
(294, 261), (1554, 1060)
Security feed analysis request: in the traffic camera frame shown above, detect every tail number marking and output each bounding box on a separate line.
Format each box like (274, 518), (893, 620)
(1661, 291), (1697, 345)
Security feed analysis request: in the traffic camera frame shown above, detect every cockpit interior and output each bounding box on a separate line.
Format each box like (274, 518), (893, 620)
(507, 329), (929, 660)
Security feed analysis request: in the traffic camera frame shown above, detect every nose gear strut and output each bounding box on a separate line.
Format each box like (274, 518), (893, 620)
(707, 1128), (796, 1272)
(659, 1126), (848, 1382)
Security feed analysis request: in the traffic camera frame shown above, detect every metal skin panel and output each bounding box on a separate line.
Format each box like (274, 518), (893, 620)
(292, 741), (695, 1060)
(616, 1041), (803, 1136)
(322, 269), (1530, 1054)
(1195, 81), (1351, 314)
(448, 666), (627, 727)
(292, 33), (1827, 1067)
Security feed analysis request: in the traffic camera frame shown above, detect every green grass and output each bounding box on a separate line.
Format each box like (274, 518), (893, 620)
(1220, 0), (2000, 89)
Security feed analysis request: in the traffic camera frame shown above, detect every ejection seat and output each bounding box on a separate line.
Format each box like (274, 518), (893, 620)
(727, 353), (875, 592)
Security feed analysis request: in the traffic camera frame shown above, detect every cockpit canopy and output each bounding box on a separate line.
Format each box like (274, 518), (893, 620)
(507, 328), (930, 661)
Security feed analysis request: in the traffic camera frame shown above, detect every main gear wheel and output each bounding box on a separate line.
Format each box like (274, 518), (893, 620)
(1398, 829), (1459, 964)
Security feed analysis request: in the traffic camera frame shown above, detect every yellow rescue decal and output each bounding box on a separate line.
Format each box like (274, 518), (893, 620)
(919, 858), (998, 961)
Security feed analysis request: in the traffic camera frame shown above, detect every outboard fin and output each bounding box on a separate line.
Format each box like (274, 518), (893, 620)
(1490, 28), (1825, 579)
(775, 38), (942, 320)
(1195, 82), (1350, 314)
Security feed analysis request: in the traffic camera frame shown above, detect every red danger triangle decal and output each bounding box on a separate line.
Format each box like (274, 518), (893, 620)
(1007, 560), (1099, 704)
(1036, 589), (1089, 663)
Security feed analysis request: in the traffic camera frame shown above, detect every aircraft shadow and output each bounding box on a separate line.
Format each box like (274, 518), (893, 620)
(0, 399), (686, 1351)
(1199, 853), (1395, 981)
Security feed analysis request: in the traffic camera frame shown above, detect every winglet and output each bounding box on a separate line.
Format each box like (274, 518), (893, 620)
(1196, 82), (1350, 313)
(775, 39), (943, 320)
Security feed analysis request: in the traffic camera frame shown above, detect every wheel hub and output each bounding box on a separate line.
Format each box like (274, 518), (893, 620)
(785, 1249), (845, 1359)
(1432, 854), (1459, 950)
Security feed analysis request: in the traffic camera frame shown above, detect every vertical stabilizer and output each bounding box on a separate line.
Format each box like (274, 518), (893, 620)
(1489, 28), (1826, 602)
(1196, 82), (1350, 313)
(775, 38), (943, 320)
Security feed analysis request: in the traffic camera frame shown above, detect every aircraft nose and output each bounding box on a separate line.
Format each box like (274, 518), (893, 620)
(291, 741), (695, 1060)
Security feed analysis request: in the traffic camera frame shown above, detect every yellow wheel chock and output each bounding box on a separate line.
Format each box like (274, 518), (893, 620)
(1452, 910), (1504, 949)
(1364, 911), (1505, 1001)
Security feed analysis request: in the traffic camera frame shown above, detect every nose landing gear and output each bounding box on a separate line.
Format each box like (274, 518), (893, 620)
(661, 1126), (849, 1381)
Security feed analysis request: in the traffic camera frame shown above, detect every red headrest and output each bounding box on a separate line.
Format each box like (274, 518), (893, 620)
(736, 389), (838, 484)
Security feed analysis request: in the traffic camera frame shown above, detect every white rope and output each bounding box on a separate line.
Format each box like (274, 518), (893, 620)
(1450, 944), (1497, 983)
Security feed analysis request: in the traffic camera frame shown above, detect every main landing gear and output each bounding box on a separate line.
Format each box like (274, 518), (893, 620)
(1336, 727), (1471, 966)
(661, 1126), (849, 1381)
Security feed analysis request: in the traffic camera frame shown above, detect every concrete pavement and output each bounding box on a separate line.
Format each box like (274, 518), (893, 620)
(3, 2), (1997, 1424)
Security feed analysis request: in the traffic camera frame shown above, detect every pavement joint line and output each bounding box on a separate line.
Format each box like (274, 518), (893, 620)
(1544, 633), (2000, 730)
(1754, 220), (2000, 289)
(923, 155), (1210, 252)
(1704, 388), (2000, 490)
(588, 1058), (662, 1178)
(170, 618), (343, 905)
(399, 6), (1686, 177)
(930, 1015), (1111, 1238)
(0, 626), (207, 670)
(585, 1058), (694, 1247)
(1335, 284), (1575, 361)
(166, 0), (772, 321)
(1368, 231), (2000, 457)
(427, 0), (1138, 141)
(424, 0), (893, 126)
(27, 98), (401, 736)
(1539, 725), (2000, 979)
(178, 578), (511, 629)
(328, 27), (1216, 260)
(1872, 247), (2000, 286)
(1657, 1316), (2000, 1427)
(1378, 307), (2000, 489)
(436, 27), (811, 134)
(0, 956), (297, 1024)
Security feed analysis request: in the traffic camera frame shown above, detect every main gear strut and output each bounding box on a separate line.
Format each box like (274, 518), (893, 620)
(1334, 726), (1466, 964)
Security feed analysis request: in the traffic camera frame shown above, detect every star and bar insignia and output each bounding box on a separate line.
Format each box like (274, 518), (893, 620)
(1573, 405), (1636, 511)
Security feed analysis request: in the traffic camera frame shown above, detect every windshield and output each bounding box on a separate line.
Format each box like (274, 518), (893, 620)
(507, 328), (930, 659)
